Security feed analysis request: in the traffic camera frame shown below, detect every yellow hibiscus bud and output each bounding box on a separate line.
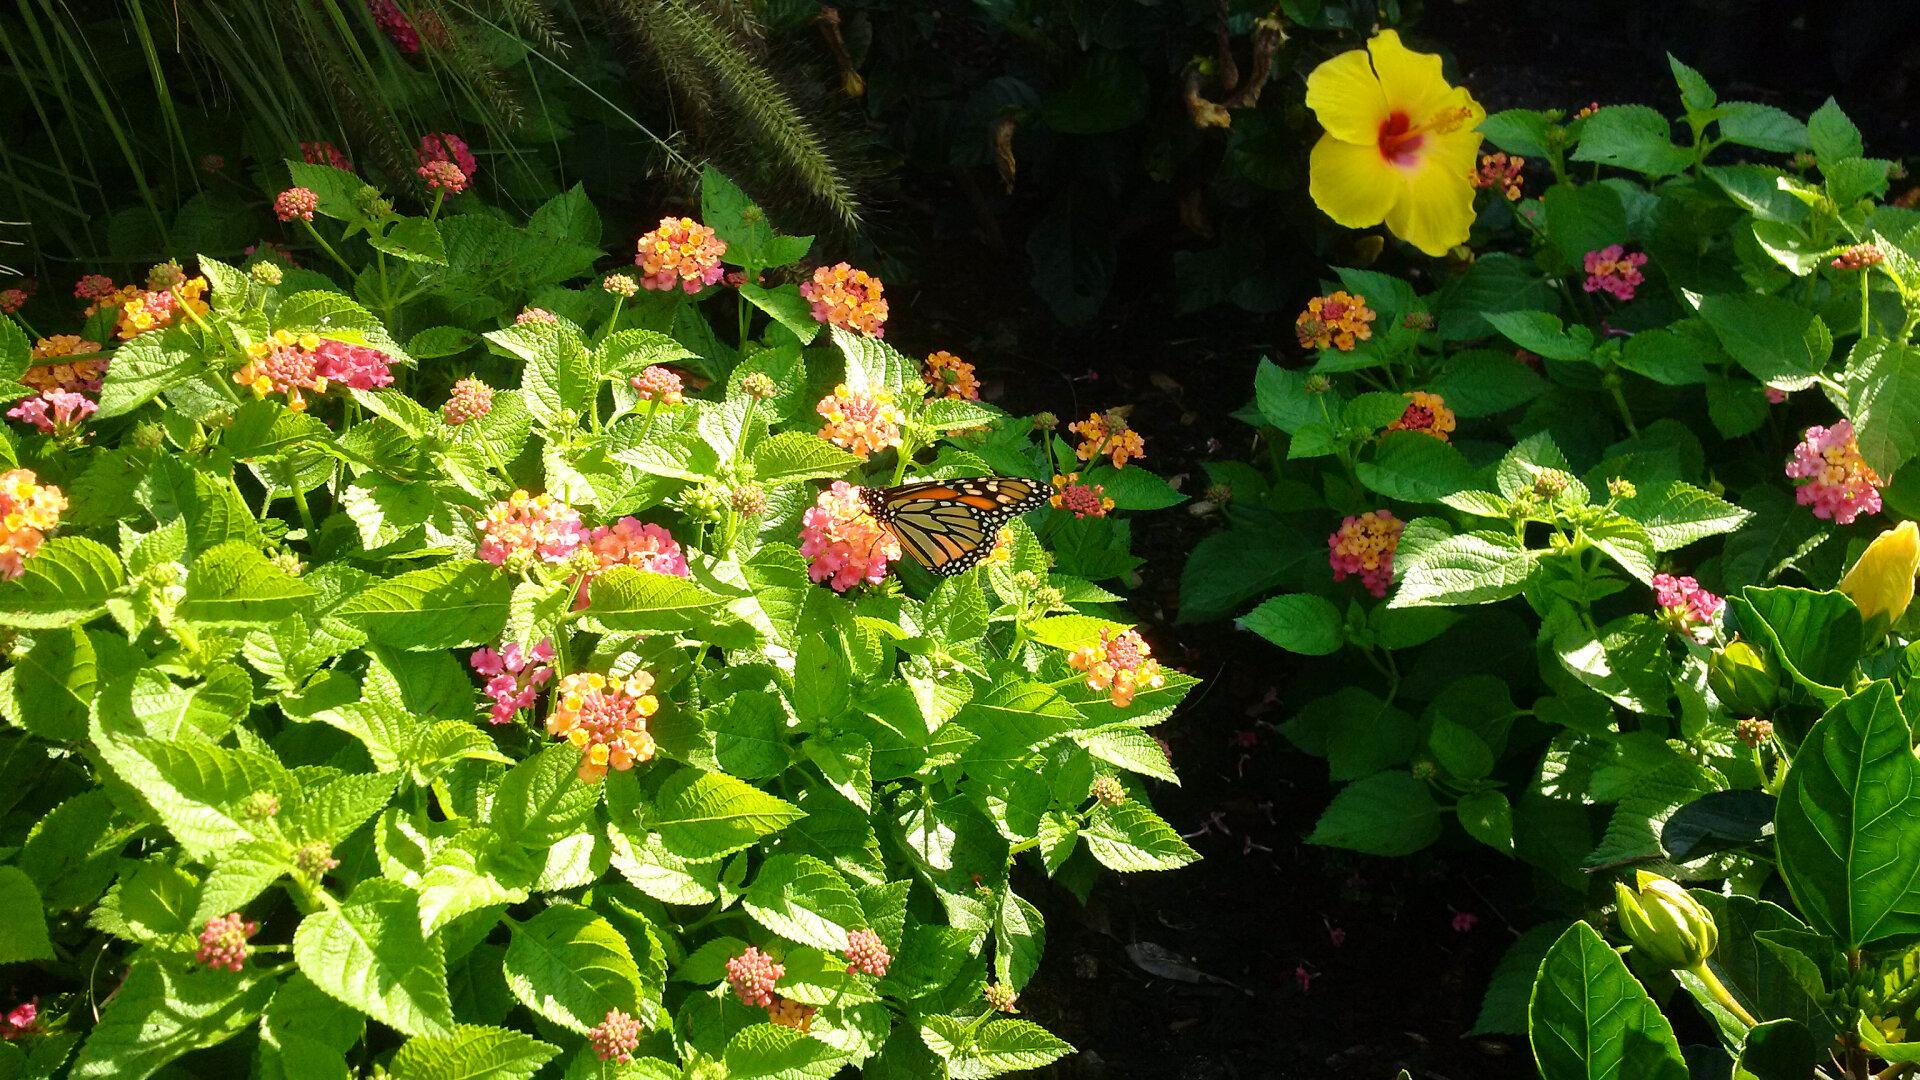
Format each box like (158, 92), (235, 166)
(1614, 871), (1716, 970)
(1839, 520), (1920, 635)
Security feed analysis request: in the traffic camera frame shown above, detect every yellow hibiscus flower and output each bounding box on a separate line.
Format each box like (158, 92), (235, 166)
(1305, 30), (1485, 257)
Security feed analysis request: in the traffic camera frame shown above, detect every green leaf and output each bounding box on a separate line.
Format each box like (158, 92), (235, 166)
(1252, 359), (1321, 433)
(1428, 350), (1547, 416)
(1730, 586), (1862, 699)
(1845, 336), (1920, 477)
(1570, 105), (1693, 176)
(946, 1019), (1073, 1079)
(1482, 311), (1595, 361)
(1458, 790), (1514, 853)
(0, 867), (53, 962)
(1698, 294), (1830, 388)
(1391, 530), (1538, 608)
(180, 541), (316, 624)
(1554, 615), (1672, 716)
(1616, 481), (1752, 551)
(1356, 432), (1476, 502)
(1429, 718), (1494, 782)
(752, 432), (861, 485)
(580, 567), (729, 633)
(1541, 184), (1628, 272)
(1081, 801), (1199, 872)
(71, 961), (274, 1080)
(1808, 98), (1863, 169)
(390, 1025), (559, 1080)
(701, 167), (776, 271)
(286, 160), (381, 223)
(1480, 109), (1554, 157)
(1737, 1019), (1819, 1080)
(256, 974), (365, 1080)
(1717, 102), (1809, 153)
(337, 560), (513, 650)
(724, 1023), (841, 1079)
(1776, 682), (1920, 949)
(495, 743), (599, 847)
(1668, 54), (1716, 111)
(740, 283), (821, 344)
(294, 878), (455, 1038)
(7, 626), (97, 741)
(0, 536), (125, 628)
(597, 329), (695, 378)
(645, 768), (805, 861)
(1617, 326), (1710, 386)
(503, 904), (646, 1033)
(743, 854), (866, 951)
(1307, 771), (1440, 856)
(832, 326), (914, 398)
(97, 329), (200, 417)
(1073, 726), (1178, 783)
(1471, 923), (1572, 1036)
(1238, 594), (1344, 655)
(1528, 922), (1688, 1080)
(369, 217), (448, 266)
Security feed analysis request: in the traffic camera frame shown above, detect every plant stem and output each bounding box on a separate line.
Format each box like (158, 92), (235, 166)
(1687, 962), (1758, 1027)
(301, 219), (357, 281)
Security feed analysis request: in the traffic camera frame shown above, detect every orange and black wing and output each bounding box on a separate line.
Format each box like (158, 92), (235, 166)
(863, 477), (1051, 576)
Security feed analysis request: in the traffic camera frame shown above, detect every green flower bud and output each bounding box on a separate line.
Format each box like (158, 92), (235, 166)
(249, 261), (284, 287)
(1708, 638), (1781, 715)
(1614, 871), (1717, 969)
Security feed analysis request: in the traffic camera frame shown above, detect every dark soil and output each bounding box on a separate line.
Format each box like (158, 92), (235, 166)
(863, 3), (1920, 1077)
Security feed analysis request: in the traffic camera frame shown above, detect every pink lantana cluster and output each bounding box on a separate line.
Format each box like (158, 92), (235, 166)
(576, 518), (689, 609)
(275, 187), (319, 223)
(301, 141), (354, 171)
(470, 640), (555, 724)
(631, 366), (685, 405)
(547, 671), (659, 782)
(1, 1000), (36, 1040)
(816, 384), (903, 459)
(442, 377), (494, 425)
(844, 929), (891, 976)
(196, 913), (258, 972)
(313, 340), (395, 390)
(635, 217), (727, 293)
(1785, 420), (1882, 525)
(8, 389), (96, 437)
(368, 0), (421, 53)
(418, 160), (468, 194)
(477, 491), (588, 567)
(0, 288), (27, 315)
(799, 481), (899, 591)
(1328, 509), (1404, 598)
(1652, 573), (1723, 641)
(726, 947), (784, 1007)
(1583, 244), (1648, 302)
(588, 1009), (643, 1064)
(515, 307), (558, 327)
(417, 132), (477, 178)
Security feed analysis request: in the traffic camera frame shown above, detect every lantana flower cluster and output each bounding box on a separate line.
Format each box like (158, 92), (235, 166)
(800, 480), (898, 591)
(477, 491), (589, 567)
(726, 946), (819, 1032)
(1051, 473), (1113, 519)
(632, 366), (685, 405)
(1295, 291), (1377, 351)
(546, 671), (659, 782)
(1387, 391), (1456, 442)
(196, 913), (258, 972)
(1328, 509), (1404, 598)
(232, 331), (394, 411)
(369, 0), (422, 53)
(1069, 628), (1166, 708)
(1785, 420), (1882, 525)
(115, 270), (211, 340)
(816, 384), (903, 459)
(0, 469), (66, 581)
(588, 1009), (642, 1064)
(635, 217), (728, 293)
(800, 262), (889, 337)
(577, 518), (689, 608)
(442, 377), (494, 425)
(1583, 245), (1648, 302)
(302, 140), (354, 171)
(1473, 152), (1525, 200)
(470, 641), (555, 724)
(1652, 573), (1723, 641)
(25, 335), (107, 393)
(923, 350), (980, 400)
(1070, 410), (1146, 469)
(8, 389), (96, 438)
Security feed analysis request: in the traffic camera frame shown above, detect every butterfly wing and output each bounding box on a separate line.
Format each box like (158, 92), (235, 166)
(869, 477), (1051, 577)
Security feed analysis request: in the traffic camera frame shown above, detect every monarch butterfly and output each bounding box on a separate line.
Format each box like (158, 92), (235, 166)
(861, 476), (1052, 577)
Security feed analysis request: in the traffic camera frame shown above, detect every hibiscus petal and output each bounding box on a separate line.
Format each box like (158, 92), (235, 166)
(1367, 29), (1458, 124)
(1304, 46), (1389, 145)
(1383, 147), (1479, 256)
(1309, 136), (1399, 229)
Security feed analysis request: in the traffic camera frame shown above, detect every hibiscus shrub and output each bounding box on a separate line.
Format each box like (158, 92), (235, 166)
(1182, 41), (1920, 1037)
(0, 162), (1197, 1076)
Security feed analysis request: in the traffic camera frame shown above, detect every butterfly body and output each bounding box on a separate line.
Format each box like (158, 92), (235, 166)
(862, 476), (1051, 576)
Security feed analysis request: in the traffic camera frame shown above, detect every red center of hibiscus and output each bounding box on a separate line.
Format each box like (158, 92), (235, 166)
(1377, 111), (1425, 166)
